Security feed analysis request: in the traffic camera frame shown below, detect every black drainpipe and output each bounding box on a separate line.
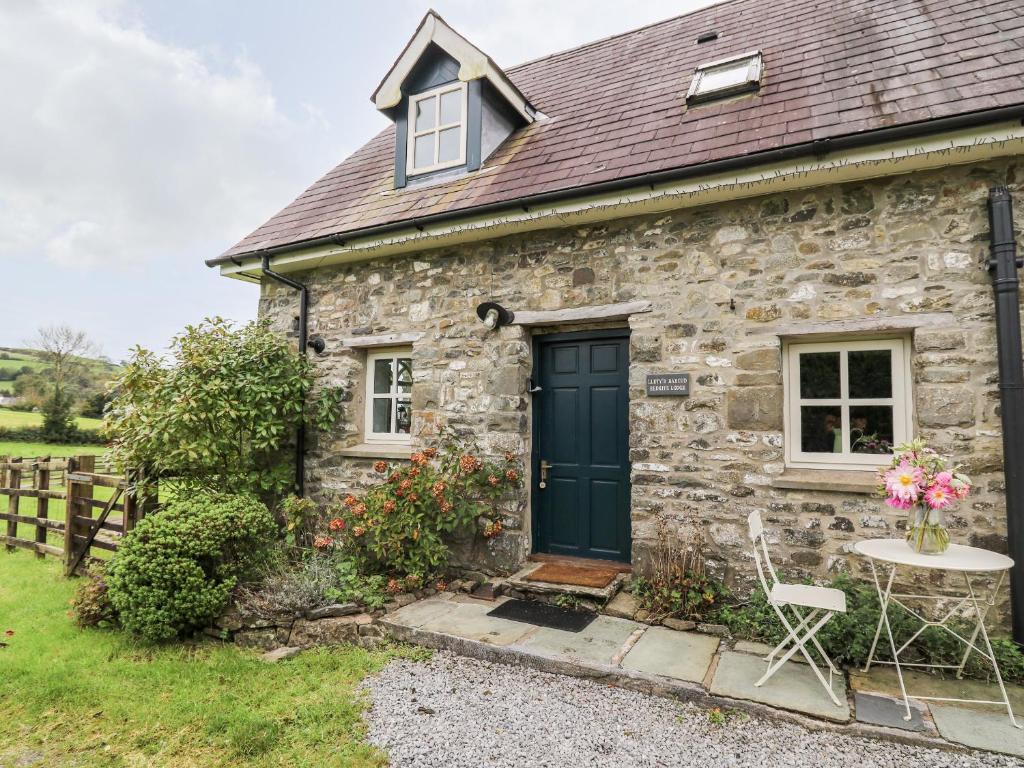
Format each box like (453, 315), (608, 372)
(988, 186), (1024, 643)
(261, 253), (308, 497)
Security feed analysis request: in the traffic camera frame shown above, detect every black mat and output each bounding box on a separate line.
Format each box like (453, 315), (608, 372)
(487, 598), (596, 633)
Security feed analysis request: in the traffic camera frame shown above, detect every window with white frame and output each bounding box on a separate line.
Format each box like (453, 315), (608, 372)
(784, 338), (912, 469)
(407, 82), (467, 175)
(686, 51), (763, 104)
(365, 349), (413, 442)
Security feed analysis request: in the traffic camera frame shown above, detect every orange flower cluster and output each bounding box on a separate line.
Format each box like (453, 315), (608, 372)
(328, 518), (346, 532)
(459, 454), (483, 473)
(313, 535), (334, 550)
(343, 494), (358, 507)
(505, 469), (519, 482)
(411, 451), (429, 467)
(423, 447), (438, 459)
(373, 460), (388, 473)
(487, 475), (499, 487)
(352, 525), (366, 537)
(483, 520), (503, 539)
(383, 500), (396, 514)
(386, 578), (402, 595)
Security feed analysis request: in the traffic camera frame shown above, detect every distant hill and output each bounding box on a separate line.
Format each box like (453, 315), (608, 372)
(0, 348), (120, 401)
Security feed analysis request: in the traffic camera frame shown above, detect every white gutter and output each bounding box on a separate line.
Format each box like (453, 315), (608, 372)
(220, 121), (1024, 281)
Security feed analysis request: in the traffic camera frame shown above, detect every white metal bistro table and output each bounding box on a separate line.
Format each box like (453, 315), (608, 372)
(853, 538), (1019, 727)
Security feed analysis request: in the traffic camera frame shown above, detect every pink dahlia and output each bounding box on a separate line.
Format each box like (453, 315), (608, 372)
(885, 462), (923, 502)
(924, 484), (954, 510)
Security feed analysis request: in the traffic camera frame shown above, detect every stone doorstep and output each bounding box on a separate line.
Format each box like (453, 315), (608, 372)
(378, 597), (985, 758)
(505, 562), (627, 601)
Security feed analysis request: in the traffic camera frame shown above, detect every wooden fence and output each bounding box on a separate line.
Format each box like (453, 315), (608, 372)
(0, 455), (153, 575)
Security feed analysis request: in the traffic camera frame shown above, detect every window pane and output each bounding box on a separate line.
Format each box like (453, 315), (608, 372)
(372, 398), (392, 433)
(696, 61), (749, 94)
(396, 358), (412, 393)
(396, 398), (412, 434)
(414, 96), (436, 131)
(799, 352), (840, 399)
(848, 349), (892, 399)
(800, 405), (842, 454)
(413, 134), (434, 168)
(850, 405), (894, 455)
(439, 89), (462, 124)
(373, 358), (393, 394)
(437, 127), (461, 163)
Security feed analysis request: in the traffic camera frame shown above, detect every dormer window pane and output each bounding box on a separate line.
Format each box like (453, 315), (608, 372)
(413, 134), (434, 168)
(698, 61), (750, 93)
(407, 82), (467, 176)
(438, 127), (461, 162)
(440, 89), (462, 123)
(414, 97), (436, 131)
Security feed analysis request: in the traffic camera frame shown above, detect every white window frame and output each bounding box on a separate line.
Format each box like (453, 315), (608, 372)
(686, 50), (763, 104)
(406, 82), (468, 176)
(364, 347), (413, 444)
(783, 337), (913, 469)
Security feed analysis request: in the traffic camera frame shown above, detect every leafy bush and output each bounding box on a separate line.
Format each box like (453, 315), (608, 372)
(322, 430), (522, 584)
(0, 425), (105, 445)
(107, 492), (276, 642)
(69, 562), (118, 628)
(631, 524), (727, 622)
(105, 318), (342, 502)
(714, 572), (1024, 684)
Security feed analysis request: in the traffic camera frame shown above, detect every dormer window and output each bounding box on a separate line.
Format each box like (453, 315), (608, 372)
(687, 51), (763, 104)
(408, 82), (467, 175)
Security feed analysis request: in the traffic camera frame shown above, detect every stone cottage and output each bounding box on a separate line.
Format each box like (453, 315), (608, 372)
(208, 2), (1024, 594)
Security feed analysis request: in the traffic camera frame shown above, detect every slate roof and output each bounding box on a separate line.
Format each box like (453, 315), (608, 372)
(218, 0), (1024, 262)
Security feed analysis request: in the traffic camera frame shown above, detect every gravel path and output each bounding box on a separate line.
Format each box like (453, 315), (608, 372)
(363, 651), (1024, 768)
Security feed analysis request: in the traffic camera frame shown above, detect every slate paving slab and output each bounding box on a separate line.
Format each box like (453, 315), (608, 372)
(516, 615), (640, 665)
(710, 651), (850, 722)
(418, 600), (536, 646)
(930, 703), (1024, 757)
(620, 627), (719, 683)
(854, 691), (928, 732)
(386, 594), (462, 629)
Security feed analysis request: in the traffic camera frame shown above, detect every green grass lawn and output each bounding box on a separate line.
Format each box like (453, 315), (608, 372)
(0, 407), (104, 431)
(0, 440), (108, 458)
(0, 551), (406, 767)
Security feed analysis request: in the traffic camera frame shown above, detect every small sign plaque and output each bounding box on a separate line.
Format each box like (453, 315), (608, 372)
(646, 373), (690, 397)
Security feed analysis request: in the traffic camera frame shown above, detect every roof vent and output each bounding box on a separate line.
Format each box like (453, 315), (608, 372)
(696, 30), (719, 44)
(686, 50), (763, 104)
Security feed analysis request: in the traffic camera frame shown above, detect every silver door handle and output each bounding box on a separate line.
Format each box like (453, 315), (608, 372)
(539, 460), (551, 489)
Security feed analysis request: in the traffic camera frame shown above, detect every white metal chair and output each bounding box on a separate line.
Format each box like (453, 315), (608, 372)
(747, 510), (847, 706)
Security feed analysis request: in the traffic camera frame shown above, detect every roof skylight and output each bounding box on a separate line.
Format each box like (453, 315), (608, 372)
(687, 51), (763, 104)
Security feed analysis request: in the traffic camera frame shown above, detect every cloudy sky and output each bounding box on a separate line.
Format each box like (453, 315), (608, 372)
(2, 0), (718, 361)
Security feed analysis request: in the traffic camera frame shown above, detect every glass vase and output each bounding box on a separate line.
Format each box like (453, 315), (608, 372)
(905, 505), (950, 555)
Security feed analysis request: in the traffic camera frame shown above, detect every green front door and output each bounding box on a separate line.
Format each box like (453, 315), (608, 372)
(532, 330), (631, 562)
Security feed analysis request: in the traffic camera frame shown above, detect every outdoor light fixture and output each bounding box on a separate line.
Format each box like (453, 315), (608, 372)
(476, 302), (514, 330)
(307, 337), (327, 354)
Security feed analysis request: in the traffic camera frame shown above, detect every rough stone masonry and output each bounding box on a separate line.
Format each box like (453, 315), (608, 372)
(260, 158), (1023, 620)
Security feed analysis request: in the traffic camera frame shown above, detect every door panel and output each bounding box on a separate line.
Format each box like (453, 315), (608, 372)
(533, 332), (631, 562)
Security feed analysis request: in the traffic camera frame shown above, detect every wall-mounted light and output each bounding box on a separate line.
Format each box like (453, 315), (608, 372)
(307, 337), (327, 354)
(476, 302), (515, 330)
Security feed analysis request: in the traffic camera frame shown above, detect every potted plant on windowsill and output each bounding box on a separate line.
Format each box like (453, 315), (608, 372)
(878, 439), (971, 555)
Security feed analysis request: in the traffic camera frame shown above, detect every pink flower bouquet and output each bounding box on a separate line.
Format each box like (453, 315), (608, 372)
(877, 439), (970, 554)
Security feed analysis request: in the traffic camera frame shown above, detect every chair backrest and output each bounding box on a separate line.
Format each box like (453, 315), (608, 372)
(747, 510), (780, 596)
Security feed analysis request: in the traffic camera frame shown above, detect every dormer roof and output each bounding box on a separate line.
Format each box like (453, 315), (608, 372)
(371, 10), (535, 124)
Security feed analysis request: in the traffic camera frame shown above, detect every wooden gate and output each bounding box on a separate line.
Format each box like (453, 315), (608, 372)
(0, 455), (153, 575)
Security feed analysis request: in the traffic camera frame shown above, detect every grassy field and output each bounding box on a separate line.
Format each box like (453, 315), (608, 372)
(0, 550), (408, 767)
(0, 440), (107, 458)
(0, 407), (104, 431)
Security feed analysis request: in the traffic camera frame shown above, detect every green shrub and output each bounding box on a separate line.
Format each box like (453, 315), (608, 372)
(107, 492), (276, 641)
(325, 429), (522, 584)
(631, 523), (727, 622)
(69, 562), (118, 628)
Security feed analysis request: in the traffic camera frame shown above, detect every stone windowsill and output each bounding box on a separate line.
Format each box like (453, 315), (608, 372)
(771, 469), (878, 495)
(337, 443), (413, 460)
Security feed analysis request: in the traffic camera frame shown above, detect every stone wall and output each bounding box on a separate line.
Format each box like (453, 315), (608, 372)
(260, 158), (1023, 614)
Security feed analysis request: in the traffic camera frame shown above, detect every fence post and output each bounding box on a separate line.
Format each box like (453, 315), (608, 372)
(122, 468), (138, 536)
(1, 455), (8, 551)
(35, 456), (50, 559)
(5, 457), (22, 553)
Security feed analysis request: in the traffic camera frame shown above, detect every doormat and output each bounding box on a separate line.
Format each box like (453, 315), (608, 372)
(487, 599), (596, 633)
(526, 562), (619, 589)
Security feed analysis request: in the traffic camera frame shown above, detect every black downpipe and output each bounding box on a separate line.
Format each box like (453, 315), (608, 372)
(261, 253), (308, 497)
(988, 186), (1024, 643)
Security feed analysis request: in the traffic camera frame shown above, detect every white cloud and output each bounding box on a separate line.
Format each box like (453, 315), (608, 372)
(0, 0), (309, 270)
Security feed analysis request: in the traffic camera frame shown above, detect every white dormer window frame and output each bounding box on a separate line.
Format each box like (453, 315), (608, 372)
(407, 82), (468, 176)
(686, 50), (763, 104)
